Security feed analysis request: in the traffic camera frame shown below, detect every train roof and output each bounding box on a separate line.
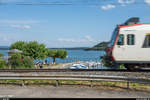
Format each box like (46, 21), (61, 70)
(119, 23), (150, 30)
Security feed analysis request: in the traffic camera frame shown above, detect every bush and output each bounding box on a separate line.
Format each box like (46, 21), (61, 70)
(9, 53), (22, 69)
(22, 56), (34, 68)
(0, 53), (3, 57)
(0, 59), (7, 69)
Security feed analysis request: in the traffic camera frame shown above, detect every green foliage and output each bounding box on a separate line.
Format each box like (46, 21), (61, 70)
(23, 41), (47, 59)
(46, 49), (68, 64)
(0, 53), (7, 69)
(22, 56), (34, 68)
(47, 49), (57, 57)
(119, 64), (126, 69)
(10, 41), (68, 66)
(0, 59), (7, 69)
(10, 41), (25, 51)
(9, 53), (22, 69)
(0, 53), (3, 57)
(10, 41), (47, 60)
(56, 50), (68, 59)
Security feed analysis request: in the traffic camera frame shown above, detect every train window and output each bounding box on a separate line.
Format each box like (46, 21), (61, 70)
(143, 35), (150, 48)
(127, 34), (135, 45)
(117, 34), (124, 45)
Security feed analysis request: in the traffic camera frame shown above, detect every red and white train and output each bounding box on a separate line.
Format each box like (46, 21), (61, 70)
(104, 17), (150, 70)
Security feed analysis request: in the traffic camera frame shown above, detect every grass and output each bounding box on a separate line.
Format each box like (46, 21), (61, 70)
(0, 80), (150, 92)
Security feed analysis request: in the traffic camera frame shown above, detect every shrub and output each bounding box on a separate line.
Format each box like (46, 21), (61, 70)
(22, 56), (34, 68)
(0, 53), (3, 57)
(9, 53), (22, 69)
(0, 59), (7, 69)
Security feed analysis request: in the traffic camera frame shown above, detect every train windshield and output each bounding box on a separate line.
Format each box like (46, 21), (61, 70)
(108, 27), (118, 47)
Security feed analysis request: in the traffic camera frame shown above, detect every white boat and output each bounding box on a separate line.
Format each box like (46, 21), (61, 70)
(70, 64), (88, 69)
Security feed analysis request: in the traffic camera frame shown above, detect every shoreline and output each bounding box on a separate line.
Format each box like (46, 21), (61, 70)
(41, 61), (103, 69)
(42, 61), (87, 69)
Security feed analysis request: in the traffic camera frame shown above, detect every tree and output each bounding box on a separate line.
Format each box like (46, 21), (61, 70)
(22, 56), (34, 68)
(0, 53), (6, 69)
(0, 53), (3, 57)
(10, 41), (25, 51)
(47, 49), (57, 64)
(0, 60), (6, 69)
(9, 53), (22, 69)
(56, 50), (68, 59)
(10, 41), (47, 60)
(47, 49), (68, 64)
(23, 41), (47, 59)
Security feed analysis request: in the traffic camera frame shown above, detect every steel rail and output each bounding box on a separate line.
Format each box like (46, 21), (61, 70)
(0, 69), (150, 72)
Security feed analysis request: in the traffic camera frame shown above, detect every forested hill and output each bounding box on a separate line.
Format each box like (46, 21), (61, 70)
(84, 41), (109, 51)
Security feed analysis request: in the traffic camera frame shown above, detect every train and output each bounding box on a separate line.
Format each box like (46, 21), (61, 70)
(103, 17), (150, 70)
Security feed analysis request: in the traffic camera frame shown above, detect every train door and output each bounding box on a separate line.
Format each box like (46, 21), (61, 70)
(113, 34), (126, 60)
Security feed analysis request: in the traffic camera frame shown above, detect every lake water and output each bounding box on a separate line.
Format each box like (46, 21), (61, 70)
(0, 48), (107, 69)
(43, 49), (105, 63)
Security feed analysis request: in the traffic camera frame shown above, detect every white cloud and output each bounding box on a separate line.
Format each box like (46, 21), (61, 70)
(101, 4), (116, 10)
(57, 35), (98, 43)
(118, 0), (134, 6)
(85, 35), (97, 42)
(23, 25), (31, 29)
(10, 24), (31, 29)
(144, 0), (150, 5)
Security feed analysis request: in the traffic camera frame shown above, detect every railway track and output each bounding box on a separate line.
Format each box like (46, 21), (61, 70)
(0, 69), (150, 72)
(0, 69), (149, 88)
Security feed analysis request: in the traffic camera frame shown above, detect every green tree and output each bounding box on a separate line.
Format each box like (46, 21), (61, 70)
(10, 41), (25, 51)
(10, 41), (47, 60)
(48, 49), (68, 64)
(0, 53), (6, 69)
(0, 60), (6, 69)
(47, 49), (57, 64)
(9, 53), (22, 69)
(56, 50), (68, 59)
(0, 53), (3, 57)
(22, 56), (34, 68)
(23, 41), (47, 59)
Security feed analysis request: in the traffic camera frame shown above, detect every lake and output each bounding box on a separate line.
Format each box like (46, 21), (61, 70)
(44, 50), (105, 64)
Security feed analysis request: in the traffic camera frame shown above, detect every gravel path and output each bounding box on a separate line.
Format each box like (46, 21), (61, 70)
(0, 85), (150, 98)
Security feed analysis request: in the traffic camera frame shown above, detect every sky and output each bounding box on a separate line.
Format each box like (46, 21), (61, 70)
(0, 0), (150, 48)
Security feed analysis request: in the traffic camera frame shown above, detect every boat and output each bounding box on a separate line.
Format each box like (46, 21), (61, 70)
(69, 64), (88, 69)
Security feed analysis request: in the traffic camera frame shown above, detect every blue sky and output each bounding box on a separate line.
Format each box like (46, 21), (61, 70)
(0, 0), (150, 48)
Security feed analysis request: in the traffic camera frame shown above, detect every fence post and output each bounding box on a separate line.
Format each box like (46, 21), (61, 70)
(22, 80), (25, 86)
(127, 80), (130, 89)
(90, 80), (93, 88)
(56, 80), (59, 87)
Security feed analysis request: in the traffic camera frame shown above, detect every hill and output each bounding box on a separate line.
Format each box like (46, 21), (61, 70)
(84, 41), (109, 51)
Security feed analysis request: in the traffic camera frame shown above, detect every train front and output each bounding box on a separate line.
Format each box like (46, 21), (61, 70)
(101, 26), (119, 67)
